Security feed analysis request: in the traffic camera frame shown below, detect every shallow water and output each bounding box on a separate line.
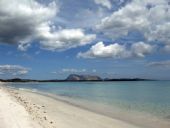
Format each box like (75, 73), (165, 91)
(8, 81), (170, 120)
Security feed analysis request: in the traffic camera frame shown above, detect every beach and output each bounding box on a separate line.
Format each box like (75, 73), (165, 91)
(1, 82), (170, 128)
(0, 83), (142, 128)
(1, 0), (170, 128)
(0, 85), (41, 128)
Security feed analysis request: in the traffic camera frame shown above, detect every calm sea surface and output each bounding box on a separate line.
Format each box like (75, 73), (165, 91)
(7, 81), (170, 120)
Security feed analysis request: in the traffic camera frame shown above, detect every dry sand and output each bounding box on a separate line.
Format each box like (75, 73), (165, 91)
(0, 86), (41, 128)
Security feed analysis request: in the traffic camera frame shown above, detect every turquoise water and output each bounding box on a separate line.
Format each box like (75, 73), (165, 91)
(8, 81), (170, 120)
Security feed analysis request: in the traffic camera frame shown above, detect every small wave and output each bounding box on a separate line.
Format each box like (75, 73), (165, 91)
(6, 86), (16, 89)
(32, 89), (38, 92)
(19, 88), (37, 93)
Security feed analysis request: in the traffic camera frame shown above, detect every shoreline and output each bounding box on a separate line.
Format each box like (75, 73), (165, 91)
(1, 83), (170, 128)
(16, 88), (170, 128)
(1, 84), (142, 128)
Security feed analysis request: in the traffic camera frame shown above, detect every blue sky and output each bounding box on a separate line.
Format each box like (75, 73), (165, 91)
(0, 0), (170, 80)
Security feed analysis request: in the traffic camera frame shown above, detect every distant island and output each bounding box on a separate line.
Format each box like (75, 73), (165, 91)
(0, 74), (151, 82)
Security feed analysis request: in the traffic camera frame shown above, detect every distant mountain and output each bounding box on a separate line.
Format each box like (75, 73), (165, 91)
(66, 74), (102, 81)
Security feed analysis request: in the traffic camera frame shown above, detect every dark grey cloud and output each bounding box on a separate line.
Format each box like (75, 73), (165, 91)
(0, 17), (35, 44)
(0, 0), (58, 50)
(0, 0), (95, 51)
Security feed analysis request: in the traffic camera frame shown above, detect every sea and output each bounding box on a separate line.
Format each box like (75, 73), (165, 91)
(7, 81), (170, 126)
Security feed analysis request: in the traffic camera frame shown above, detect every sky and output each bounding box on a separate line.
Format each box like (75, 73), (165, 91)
(0, 0), (170, 80)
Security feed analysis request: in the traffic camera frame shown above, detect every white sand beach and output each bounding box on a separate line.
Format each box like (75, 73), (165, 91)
(1, 82), (170, 128)
(0, 86), (41, 128)
(0, 83), (143, 128)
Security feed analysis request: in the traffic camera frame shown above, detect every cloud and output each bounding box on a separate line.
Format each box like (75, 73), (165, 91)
(39, 29), (96, 51)
(131, 42), (154, 57)
(69, 7), (109, 29)
(148, 60), (170, 68)
(0, 0), (95, 51)
(53, 68), (98, 74)
(78, 41), (154, 58)
(62, 68), (87, 73)
(164, 45), (170, 52)
(94, 0), (112, 9)
(0, 65), (29, 76)
(52, 68), (87, 75)
(77, 41), (129, 58)
(96, 0), (170, 46)
(0, 0), (58, 50)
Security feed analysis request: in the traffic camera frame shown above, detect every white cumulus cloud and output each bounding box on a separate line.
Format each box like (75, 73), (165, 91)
(39, 29), (96, 51)
(96, 0), (170, 46)
(78, 41), (154, 59)
(77, 41), (129, 58)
